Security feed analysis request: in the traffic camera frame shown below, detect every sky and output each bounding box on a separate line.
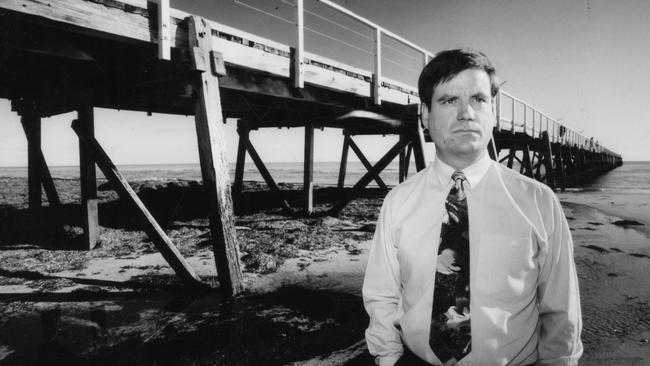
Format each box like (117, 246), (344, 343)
(1, 0), (649, 167)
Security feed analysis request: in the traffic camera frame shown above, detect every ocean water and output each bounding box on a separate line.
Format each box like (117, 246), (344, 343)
(0, 161), (648, 193)
(574, 161), (650, 194)
(0, 162), (402, 188)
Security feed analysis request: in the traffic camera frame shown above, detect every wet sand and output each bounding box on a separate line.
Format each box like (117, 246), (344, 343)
(0, 177), (648, 365)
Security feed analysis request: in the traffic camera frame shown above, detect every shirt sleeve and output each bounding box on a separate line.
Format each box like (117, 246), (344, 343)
(362, 190), (404, 366)
(536, 191), (583, 365)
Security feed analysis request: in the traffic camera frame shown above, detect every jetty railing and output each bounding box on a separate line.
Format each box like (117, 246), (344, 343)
(225, 0), (617, 156)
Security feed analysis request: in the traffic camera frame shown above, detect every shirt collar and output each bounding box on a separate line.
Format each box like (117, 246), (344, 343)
(432, 153), (492, 190)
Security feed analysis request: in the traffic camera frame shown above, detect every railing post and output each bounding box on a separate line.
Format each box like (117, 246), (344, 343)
(552, 120), (556, 143)
(496, 91), (501, 131)
(523, 105), (527, 135)
(157, 0), (171, 60)
(532, 111), (536, 138)
(511, 98), (516, 133)
(373, 27), (382, 105)
(294, 0), (305, 88)
(544, 116), (548, 137)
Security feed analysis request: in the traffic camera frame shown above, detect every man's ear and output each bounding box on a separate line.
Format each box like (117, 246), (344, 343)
(420, 103), (429, 129)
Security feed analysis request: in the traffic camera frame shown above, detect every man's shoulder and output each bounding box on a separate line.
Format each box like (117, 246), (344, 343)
(384, 165), (433, 204)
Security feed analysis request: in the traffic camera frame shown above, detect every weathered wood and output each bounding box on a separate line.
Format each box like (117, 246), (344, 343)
(488, 138), (498, 161)
(19, 116), (60, 207)
(0, 0), (186, 47)
(337, 133), (350, 189)
(189, 16), (243, 295)
(555, 144), (565, 190)
(347, 135), (388, 189)
(507, 148), (516, 169)
(233, 122), (248, 195)
(331, 138), (408, 214)
(412, 122), (427, 171)
(22, 109), (42, 210)
(373, 28), (382, 105)
(70, 119), (203, 286)
(521, 144), (534, 178)
(77, 106), (100, 250)
(304, 124), (314, 214)
(243, 135), (292, 212)
(399, 134), (407, 183)
(293, 0), (304, 88)
(541, 132), (555, 189)
(404, 143), (413, 178)
(156, 0), (171, 60)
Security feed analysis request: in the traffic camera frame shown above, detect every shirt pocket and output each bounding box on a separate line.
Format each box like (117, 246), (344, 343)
(475, 233), (535, 301)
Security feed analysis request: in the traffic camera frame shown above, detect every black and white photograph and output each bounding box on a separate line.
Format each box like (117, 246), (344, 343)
(0, 1), (648, 365)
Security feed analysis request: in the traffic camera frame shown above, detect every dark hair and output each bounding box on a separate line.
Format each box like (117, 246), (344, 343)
(418, 48), (499, 110)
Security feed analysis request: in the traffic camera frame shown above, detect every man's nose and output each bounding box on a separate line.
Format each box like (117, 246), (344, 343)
(457, 101), (475, 121)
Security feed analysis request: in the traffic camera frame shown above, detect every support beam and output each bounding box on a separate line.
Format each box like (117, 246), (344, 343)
(156, 0), (171, 60)
(77, 105), (99, 250)
(488, 138), (498, 161)
(521, 144), (534, 178)
(541, 132), (555, 189)
(372, 28), (382, 105)
(292, 0), (304, 88)
(331, 139), (408, 214)
(398, 133), (407, 183)
(304, 124), (315, 215)
(507, 148), (516, 169)
(20, 117), (60, 207)
(189, 16), (244, 295)
(347, 135), (388, 189)
(243, 134), (292, 212)
(404, 143), (413, 179)
(412, 122), (427, 171)
(338, 133), (350, 189)
(233, 122), (248, 195)
(71, 119), (204, 286)
(23, 109), (42, 210)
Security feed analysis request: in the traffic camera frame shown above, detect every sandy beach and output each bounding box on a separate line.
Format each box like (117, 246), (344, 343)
(0, 176), (648, 365)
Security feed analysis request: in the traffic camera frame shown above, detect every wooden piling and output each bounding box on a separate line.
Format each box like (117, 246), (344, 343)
(77, 105), (99, 250)
(23, 108), (42, 211)
(19, 115), (60, 208)
(337, 133), (350, 189)
(188, 16), (244, 295)
(304, 124), (315, 215)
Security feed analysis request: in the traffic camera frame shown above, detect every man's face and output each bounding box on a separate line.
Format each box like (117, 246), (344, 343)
(422, 68), (495, 169)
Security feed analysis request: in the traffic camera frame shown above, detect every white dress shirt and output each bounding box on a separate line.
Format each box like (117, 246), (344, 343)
(362, 154), (583, 366)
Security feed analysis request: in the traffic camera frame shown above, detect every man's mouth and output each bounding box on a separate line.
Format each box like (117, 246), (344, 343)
(453, 129), (481, 134)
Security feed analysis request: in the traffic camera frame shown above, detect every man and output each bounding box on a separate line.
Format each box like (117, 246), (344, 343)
(362, 49), (582, 366)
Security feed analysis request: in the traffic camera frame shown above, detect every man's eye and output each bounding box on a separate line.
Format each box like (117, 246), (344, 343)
(472, 96), (487, 103)
(441, 98), (456, 105)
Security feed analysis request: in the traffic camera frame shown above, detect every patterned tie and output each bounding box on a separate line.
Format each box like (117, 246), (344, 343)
(430, 171), (471, 365)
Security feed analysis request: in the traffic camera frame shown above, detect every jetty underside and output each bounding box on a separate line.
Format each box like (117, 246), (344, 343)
(0, 0), (621, 295)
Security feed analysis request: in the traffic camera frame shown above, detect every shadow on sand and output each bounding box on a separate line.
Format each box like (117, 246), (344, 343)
(0, 286), (375, 365)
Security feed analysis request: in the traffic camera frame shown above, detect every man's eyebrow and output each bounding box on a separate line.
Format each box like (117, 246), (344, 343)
(436, 94), (457, 101)
(472, 90), (490, 98)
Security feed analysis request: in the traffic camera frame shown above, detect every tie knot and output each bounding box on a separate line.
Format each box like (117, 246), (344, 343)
(451, 170), (467, 186)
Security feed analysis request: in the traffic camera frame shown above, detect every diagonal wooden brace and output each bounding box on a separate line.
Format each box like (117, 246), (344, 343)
(330, 138), (408, 214)
(71, 119), (204, 287)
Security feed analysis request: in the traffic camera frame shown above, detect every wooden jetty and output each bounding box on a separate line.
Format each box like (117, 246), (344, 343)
(0, 0), (621, 296)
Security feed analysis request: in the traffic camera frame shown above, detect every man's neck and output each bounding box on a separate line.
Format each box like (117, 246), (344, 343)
(437, 150), (488, 171)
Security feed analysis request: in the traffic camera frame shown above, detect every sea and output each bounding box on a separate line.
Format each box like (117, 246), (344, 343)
(0, 160), (648, 193)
